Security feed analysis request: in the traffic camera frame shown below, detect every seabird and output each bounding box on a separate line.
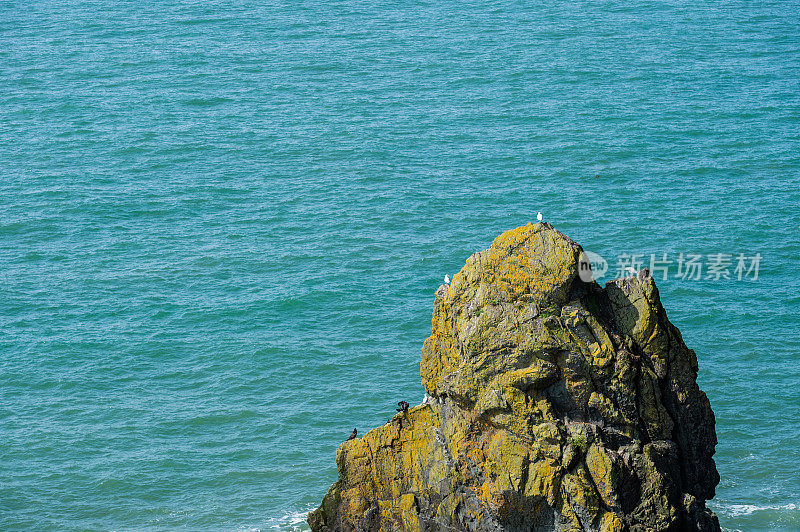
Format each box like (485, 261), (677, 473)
(624, 267), (637, 276)
(396, 400), (409, 413)
(444, 274), (450, 285)
(347, 428), (357, 441)
(537, 212), (543, 222)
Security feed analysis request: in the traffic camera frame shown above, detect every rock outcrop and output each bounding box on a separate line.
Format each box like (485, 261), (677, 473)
(309, 223), (719, 531)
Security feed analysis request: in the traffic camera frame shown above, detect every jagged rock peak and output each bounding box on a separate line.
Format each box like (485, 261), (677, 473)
(309, 223), (719, 532)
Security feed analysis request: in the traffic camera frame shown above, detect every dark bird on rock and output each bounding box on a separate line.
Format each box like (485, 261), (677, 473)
(347, 428), (357, 440)
(396, 400), (409, 413)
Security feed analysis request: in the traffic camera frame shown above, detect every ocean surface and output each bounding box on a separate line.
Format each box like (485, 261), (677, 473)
(2, 0), (799, 530)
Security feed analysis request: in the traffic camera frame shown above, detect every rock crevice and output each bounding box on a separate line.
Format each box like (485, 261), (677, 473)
(309, 223), (719, 531)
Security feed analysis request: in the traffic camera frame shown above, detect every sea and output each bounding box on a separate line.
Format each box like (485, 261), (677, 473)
(1, 0), (799, 530)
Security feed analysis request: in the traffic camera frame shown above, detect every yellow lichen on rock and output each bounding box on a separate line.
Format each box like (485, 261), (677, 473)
(310, 223), (720, 532)
(585, 444), (620, 509)
(420, 223), (583, 402)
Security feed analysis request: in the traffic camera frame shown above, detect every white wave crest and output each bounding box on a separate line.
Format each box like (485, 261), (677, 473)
(715, 502), (798, 517)
(249, 506), (313, 531)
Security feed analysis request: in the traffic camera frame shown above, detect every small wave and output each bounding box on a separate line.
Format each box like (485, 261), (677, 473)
(183, 96), (233, 107)
(715, 502), (798, 517)
(262, 507), (313, 531)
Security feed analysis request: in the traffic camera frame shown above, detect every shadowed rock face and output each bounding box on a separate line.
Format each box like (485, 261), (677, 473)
(309, 223), (719, 532)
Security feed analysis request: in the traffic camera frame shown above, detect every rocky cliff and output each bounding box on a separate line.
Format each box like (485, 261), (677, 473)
(308, 223), (719, 531)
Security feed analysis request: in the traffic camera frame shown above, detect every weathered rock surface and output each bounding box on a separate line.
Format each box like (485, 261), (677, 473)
(309, 223), (719, 531)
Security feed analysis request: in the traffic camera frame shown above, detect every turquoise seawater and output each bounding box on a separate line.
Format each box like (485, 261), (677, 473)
(2, 0), (799, 529)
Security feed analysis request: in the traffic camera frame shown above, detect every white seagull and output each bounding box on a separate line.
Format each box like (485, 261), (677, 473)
(444, 274), (450, 285)
(624, 267), (637, 276)
(537, 212), (543, 222)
